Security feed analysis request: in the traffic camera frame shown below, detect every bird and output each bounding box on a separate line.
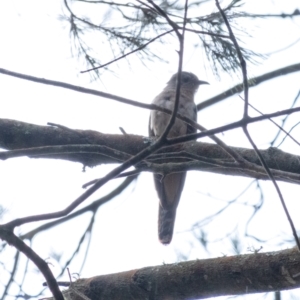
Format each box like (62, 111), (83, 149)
(149, 71), (208, 245)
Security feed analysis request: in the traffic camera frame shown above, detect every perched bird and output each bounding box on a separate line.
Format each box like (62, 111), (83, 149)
(149, 72), (208, 244)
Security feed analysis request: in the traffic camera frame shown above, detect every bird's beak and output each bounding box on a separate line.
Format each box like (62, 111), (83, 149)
(197, 80), (209, 85)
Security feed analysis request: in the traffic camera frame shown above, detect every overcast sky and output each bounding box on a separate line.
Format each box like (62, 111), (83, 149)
(1, 1), (300, 299)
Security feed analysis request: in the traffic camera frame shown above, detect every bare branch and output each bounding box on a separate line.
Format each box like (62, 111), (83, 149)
(20, 176), (136, 240)
(2, 119), (300, 184)
(81, 29), (173, 73)
(216, 0), (300, 250)
(197, 62), (300, 111)
(0, 230), (64, 300)
(44, 247), (300, 300)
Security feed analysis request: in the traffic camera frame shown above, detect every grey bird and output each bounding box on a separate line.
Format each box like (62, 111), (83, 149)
(149, 72), (208, 244)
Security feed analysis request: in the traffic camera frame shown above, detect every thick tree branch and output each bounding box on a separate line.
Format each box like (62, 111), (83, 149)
(46, 247), (300, 300)
(1, 119), (300, 184)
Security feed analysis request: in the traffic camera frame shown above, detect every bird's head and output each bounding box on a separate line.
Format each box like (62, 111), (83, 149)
(167, 72), (209, 93)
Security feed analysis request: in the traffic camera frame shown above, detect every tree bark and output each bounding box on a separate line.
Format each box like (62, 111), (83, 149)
(1, 118), (300, 184)
(50, 247), (300, 300)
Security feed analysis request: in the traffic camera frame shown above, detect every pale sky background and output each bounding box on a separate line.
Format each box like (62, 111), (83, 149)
(0, 0), (300, 299)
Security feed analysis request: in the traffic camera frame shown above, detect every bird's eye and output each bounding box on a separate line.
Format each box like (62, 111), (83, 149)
(182, 76), (189, 83)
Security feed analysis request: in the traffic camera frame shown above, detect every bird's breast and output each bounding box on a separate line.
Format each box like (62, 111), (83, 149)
(151, 93), (196, 138)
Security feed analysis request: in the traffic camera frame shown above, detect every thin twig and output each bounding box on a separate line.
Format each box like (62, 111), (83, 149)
(81, 29), (173, 73)
(244, 129), (300, 250)
(82, 169), (140, 188)
(0, 230), (64, 300)
(215, 0), (300, 250)
(0, 68), (203, 131)
(20, 176), (136, 240)
(166, 106), (300, 145)
(197, 62), (300, 111)
(215, 0), (249, 117)
(3, 106), (173, 229)
(271, 90), (300, 146)
(2, 67), (300, 139)
(179, 27), (230, 39)
(277, 121), (300, 148)
(239, 95), (300, 148)
(145, 0), (181, 38)
(144, 0), (187, 142)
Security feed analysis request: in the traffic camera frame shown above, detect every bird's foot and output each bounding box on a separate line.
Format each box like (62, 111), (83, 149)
(143, 136), (156, 144)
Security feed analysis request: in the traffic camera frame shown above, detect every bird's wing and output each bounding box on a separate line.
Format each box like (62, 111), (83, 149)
(150, 103), (197, 244)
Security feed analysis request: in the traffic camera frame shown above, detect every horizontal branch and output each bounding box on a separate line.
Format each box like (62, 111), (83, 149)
(0, 67), (153, 110)
(47, 247), (300, 300)
(2, 64), (300, 116)
(1, 119), (300, 184)
(198, 62), (300, 110)
(20, 175), (137, 240)
(0, 67), (202, 132)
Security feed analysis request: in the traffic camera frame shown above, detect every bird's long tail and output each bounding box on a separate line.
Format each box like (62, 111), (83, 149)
(154, 172), (187, 245)
(158, 205), (177, 245)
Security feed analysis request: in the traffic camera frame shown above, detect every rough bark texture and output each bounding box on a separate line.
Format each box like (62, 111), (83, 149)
(53, 247), (300, 300)
(1, 119), (300, 183)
